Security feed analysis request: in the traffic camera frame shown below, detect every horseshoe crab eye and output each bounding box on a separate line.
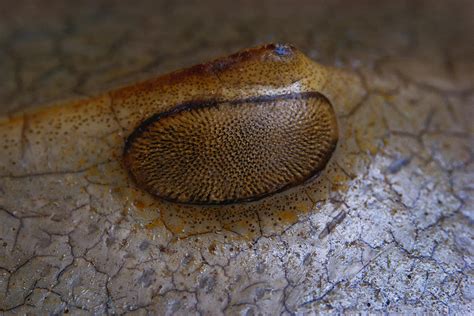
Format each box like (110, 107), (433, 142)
(123, 92), (338, 205)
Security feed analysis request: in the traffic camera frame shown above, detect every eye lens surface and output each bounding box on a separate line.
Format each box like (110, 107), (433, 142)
(124, 92), (338, 205)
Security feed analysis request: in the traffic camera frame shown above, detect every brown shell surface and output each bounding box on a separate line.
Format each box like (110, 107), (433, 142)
(124, 92), (338, 205)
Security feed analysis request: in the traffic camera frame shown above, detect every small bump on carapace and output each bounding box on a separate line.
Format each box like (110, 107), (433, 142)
(124, 92), (338, 205)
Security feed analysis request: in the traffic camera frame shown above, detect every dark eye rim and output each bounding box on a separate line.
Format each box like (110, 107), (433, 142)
(124, 91), (332, 155)
(123, 91), (338, 205)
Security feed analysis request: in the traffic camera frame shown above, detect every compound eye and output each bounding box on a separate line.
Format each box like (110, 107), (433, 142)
(123, 92), (338, 205)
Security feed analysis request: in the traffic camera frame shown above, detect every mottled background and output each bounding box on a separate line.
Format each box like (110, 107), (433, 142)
(0, 0), (473, 314)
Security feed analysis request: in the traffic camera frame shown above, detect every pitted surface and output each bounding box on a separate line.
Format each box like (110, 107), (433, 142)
(0, 0), (473, 315)
(124, 93), (337, 204)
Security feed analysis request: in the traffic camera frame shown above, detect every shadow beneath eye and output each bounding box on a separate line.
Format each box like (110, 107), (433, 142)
(117, 154), (358, 242)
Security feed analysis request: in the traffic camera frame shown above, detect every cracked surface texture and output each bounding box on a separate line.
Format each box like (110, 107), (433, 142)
(0, 0), (473, 314)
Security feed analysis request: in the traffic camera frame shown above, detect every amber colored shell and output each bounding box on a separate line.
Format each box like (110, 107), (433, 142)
(123, 44), (338, 205)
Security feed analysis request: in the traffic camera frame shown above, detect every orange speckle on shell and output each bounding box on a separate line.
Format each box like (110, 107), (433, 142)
(145, 218), (164, 230)
(277, 210), (298, 223)
(134, 200), (146, 209)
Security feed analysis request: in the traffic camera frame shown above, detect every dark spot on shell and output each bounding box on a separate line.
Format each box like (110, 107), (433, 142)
(124, 92), (338, 205)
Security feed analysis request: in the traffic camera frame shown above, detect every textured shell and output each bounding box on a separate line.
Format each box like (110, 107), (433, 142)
(122, 44), (338, 205)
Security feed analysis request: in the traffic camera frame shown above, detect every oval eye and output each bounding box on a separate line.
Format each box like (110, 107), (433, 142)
(123, 92), (338, 205)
